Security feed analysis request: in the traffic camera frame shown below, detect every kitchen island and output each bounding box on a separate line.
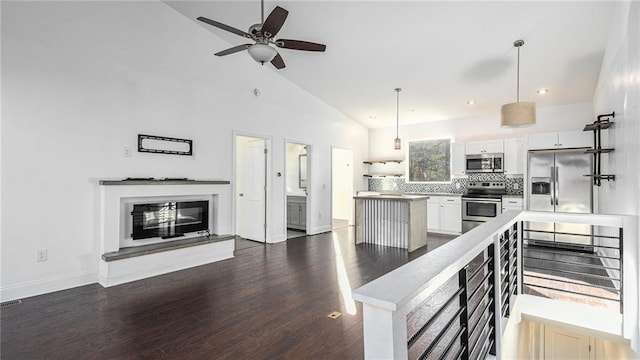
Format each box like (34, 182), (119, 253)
(354, 194), (429, 252)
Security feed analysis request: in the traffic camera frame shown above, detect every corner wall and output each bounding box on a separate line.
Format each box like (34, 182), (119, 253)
(592, 0), (640, 351)
(0, 1), (368, 300)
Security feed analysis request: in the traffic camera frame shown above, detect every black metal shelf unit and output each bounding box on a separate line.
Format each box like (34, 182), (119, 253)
(583, 112), (615, 186)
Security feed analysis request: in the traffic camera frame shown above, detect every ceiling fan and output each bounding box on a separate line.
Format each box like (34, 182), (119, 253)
(197, 0), (326, 69)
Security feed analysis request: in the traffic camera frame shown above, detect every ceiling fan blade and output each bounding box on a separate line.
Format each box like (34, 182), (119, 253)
(271, 52), (286, 69)
(197, 17), (251, 39)
(261, 6), (288, 37)
(214, 44), (252, 56)
(276, 39), (326, 52)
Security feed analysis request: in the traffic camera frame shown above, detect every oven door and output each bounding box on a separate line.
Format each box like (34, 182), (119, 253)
(462, 197), (502, 222)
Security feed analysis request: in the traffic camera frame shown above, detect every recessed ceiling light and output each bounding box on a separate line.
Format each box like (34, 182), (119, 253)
(368, 115), (377, 119)
(537, 88), (549, 95)
(411, 109), (419, 113)
(467, 100), (476, 105)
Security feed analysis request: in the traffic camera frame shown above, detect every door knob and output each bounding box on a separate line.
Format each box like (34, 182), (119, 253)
(239, 193), (244, 197)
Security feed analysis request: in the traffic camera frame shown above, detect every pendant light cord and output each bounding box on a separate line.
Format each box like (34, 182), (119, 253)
(516, 45), (520, 103)
(261, 0), (264, 24)
(396, 89), (400, 138)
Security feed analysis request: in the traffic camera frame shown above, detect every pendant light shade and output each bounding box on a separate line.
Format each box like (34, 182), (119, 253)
(501, 40), (536, 127)
(394, 88), (402, 150)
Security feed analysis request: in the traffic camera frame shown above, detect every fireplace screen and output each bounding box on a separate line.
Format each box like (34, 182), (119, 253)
(131, 201), (209, 240)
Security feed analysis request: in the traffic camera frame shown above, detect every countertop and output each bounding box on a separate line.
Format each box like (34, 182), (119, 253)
(502, 194), (524, 198)
(353, 194), (430, 201)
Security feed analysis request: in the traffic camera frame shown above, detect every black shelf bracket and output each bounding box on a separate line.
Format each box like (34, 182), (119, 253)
(583, 112), (615, 186)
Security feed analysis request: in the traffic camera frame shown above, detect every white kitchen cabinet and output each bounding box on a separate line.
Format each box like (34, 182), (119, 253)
(502, 197), (523, 213)
(427, 196), (462, 234)
(286, 196), (306, 230)
(503, 138), (524, 175)
(427, 198), (440, 232)
(527, 131), (592, 150)
(452, 142), (467, 176)
(465, 139), (504, 154)
(544, 325), (592, 360)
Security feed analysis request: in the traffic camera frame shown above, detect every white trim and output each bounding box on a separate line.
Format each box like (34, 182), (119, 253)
(233, 130), (273, 243)
(0, 270), (98, 302)
(308, 225), (332, 235)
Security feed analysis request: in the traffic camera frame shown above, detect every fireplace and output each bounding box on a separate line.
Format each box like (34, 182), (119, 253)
(131, 200), (209, 240)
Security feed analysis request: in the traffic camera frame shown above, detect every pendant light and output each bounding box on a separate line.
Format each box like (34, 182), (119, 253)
(501, 39), (536, 127)
(394, 88), (402, 150)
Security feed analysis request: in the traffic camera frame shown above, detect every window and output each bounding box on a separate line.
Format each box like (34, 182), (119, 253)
(408, 139), (451, 182)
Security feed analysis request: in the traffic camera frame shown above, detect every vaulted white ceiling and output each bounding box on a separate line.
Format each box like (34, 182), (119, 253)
(164, 1), (614, 129)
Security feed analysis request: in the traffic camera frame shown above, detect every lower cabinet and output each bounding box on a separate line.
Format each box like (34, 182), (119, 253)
(502, 197), (523, 213)
(287, 196), (306, 230)
(427, 196), (462, 234)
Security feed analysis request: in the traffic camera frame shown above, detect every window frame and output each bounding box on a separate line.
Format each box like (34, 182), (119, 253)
(405, 138), (453, 184)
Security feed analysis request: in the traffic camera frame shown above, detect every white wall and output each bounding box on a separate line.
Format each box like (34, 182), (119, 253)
(592, 1), (640, 350)
(0, 1), (368, 300)
(368, 102), (593, 159)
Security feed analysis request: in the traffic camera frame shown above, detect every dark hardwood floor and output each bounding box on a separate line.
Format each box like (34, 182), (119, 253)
(0, 229), (456, 360)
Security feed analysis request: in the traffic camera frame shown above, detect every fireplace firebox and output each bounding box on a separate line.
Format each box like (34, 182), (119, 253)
(131, 200), (209, 240)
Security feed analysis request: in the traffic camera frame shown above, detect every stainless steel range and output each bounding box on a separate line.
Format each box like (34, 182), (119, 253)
(462, 181), (506, 233)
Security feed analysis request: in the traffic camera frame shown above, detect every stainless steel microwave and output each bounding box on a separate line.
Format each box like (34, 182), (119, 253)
(465, 153), (504, 173)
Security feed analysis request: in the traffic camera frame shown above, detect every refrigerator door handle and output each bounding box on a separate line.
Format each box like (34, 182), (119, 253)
(555, 166), (560, 206)
(550, 166), (555, 206)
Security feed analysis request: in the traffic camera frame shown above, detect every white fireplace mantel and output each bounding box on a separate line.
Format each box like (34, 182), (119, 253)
(97, 180), (234, 287)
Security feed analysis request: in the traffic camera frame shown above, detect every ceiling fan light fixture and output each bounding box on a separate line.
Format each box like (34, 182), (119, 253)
(248, 43), (277, 64)
(501, 39), (536, 128)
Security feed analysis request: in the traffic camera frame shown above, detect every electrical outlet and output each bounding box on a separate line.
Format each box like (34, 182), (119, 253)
(514, 183), (519, 190)
(455, 183), (461, 189)
(123, 146), (132, 158)
(36, 249), (48, 262)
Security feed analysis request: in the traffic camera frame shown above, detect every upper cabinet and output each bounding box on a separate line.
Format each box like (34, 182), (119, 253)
(465, 139), (504, 154)
(452, 142), (466, 176)
(527, 131), (592, 150)
(503, 138), (524, 175)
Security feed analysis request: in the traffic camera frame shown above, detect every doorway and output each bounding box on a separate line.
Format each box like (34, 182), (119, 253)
(285, 141), (309, 239)
(234, 134), (269, 244)
(331, 147), (354, 229)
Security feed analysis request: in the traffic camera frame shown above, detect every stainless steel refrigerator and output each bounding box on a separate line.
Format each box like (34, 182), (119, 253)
(525, 149), (593, 248)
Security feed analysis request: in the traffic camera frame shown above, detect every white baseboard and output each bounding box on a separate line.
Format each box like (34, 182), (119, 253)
(99, 240), (234, 287)
(0, 270), (98, 302)
(270, 234), (286, 243)
(309, 225), (332, 235)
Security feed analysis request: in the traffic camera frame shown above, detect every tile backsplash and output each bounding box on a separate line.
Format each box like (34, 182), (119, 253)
(368, 173), (524, 195)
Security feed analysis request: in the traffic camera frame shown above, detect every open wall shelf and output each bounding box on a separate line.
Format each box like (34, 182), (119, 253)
(363, 159), (403, 165)
(583, 112), (615, 186)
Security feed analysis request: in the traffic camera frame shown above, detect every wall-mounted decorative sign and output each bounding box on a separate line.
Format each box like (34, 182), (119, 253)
(137, 134), (193, 156)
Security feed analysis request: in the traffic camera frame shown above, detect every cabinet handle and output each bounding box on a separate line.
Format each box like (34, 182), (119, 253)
(508, 201), (517, 204)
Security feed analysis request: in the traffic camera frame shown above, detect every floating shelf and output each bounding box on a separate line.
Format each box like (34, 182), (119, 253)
(585, 148), (615, 154)
(363, 174), (404, 178)
(583, 174), (616, 181)
(363, 159), (403, 165)
(583, 121), (614, 131)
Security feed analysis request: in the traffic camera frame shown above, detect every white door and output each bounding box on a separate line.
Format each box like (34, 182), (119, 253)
(331, 147), (354, 227)
(237, 138), (266, 242)
(544, 325), (592, 360)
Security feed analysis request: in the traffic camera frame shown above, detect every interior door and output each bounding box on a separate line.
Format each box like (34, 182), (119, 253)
(544, 325), (592, 360)
(237, 139), (266, 242)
